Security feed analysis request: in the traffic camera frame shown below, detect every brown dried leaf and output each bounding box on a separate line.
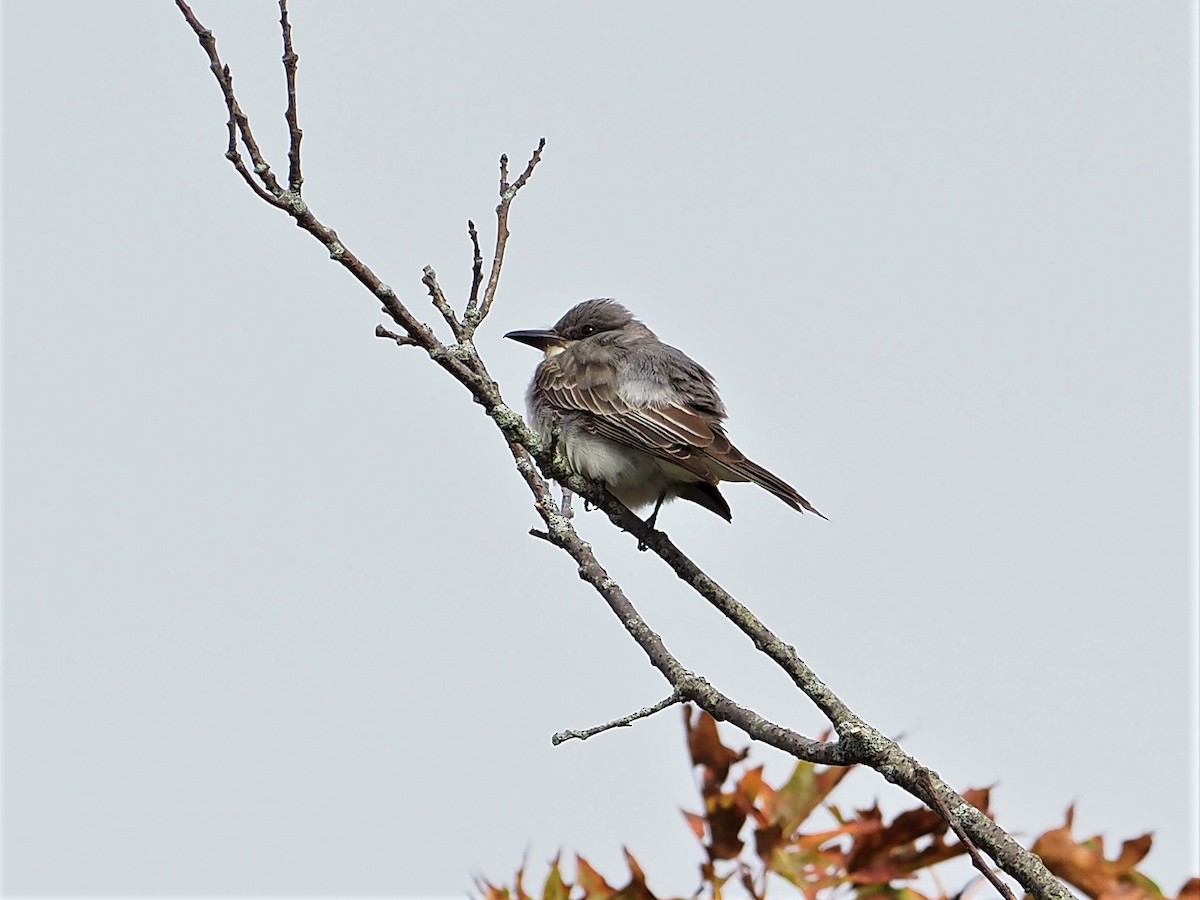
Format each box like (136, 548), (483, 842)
(706, 793), (748, 860)
(513, 859), (532, 900)
(576, 854), (617, 900)
(685, 707), (746, 795)
(682, 810), (707, 843)
(739, 862), (763, 900)
(755, 823), (784, 863)
(1031, 806), (1160, 900)
(614, 848), (657, 900)
(843, 791), (992, 883)
(738, 766), (768, 800)
(477, 878), (511, 900)
(842, 803), (889, 877)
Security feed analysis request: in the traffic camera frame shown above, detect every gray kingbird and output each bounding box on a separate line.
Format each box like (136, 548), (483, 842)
(505, 299), (824, 528)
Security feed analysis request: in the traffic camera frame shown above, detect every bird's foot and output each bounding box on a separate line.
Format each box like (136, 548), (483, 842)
(637, 492), (666, 550)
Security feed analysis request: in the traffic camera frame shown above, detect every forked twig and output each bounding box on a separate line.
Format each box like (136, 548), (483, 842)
(176, 0), (285, 204)
(474, 139), (546, 324)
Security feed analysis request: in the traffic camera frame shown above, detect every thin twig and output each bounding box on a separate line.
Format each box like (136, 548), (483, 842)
(917, 767), (1019, 900)
(508, 140), (545, 194)
(175, 2), (466, 366)
(552, 691), (684, 745)
(278, 0), (303, 193)
(422, 266), (463, 339)
(477, 138), (545, 322)
(375, 324), (418, 347)
(222, 68), (280, 205)
(175, 0), (285, 202)
(463, 219), (485, 325)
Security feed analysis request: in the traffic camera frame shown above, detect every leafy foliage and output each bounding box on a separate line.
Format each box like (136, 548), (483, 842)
(1031, 807), (1199, 900)
(478, 708), (1197, 900)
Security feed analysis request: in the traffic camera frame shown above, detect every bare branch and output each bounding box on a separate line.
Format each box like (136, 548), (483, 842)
(508, 139), (546, 195)
(524, 464), (1063, 897)
(421, 266), (464, 340)
(552, 692), (684, 745)
(463, 219), (485, 324)
(175, 10), (1072, 898)
(918, 767), (1019, 900)
(222, 78), (281, 204)
(498, 435), (844, 765)
(602, 500), (857, 727)
(278, 0), (303, 193)
(375, 324), (418, 347)
(176, 0), (286, 202)
(174, 1), (469, 369)
(475, 138), (546, 325)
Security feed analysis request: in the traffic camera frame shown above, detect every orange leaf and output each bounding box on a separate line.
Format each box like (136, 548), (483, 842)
(682, 810), (707, 842)
(843, 793), (996, 881)
(575, 855), (617, 900)
(617, 847), (657, 900)
(513, 859), (532, 900)
(738, 766), (768, 802)
(476, 879), (511, 900)
(684, 707), (746, 795)
(1032, 806), (1159, 900)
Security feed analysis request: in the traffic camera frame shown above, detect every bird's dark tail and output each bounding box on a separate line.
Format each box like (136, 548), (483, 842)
(675, 482), (733, 522)
(736, 457), (827, 519)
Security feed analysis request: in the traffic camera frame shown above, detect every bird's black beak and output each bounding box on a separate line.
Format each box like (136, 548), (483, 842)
(503, 328), (564, 352)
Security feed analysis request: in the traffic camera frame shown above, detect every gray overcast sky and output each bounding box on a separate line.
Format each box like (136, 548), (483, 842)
(3, 1), (1197, 896)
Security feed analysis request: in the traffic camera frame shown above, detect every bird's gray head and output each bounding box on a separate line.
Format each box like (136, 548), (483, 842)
(504, 299), (652, 356)
(552, 299), (638, 339)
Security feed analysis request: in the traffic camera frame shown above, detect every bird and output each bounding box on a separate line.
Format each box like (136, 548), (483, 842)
(504, 299), (824, 531)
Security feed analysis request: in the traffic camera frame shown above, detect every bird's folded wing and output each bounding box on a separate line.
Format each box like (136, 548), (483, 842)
(539, 372), (741, 485)
(537, 357), (825, 517)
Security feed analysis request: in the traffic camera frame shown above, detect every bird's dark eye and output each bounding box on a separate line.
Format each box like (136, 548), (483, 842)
(579, 324), (596, 337)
